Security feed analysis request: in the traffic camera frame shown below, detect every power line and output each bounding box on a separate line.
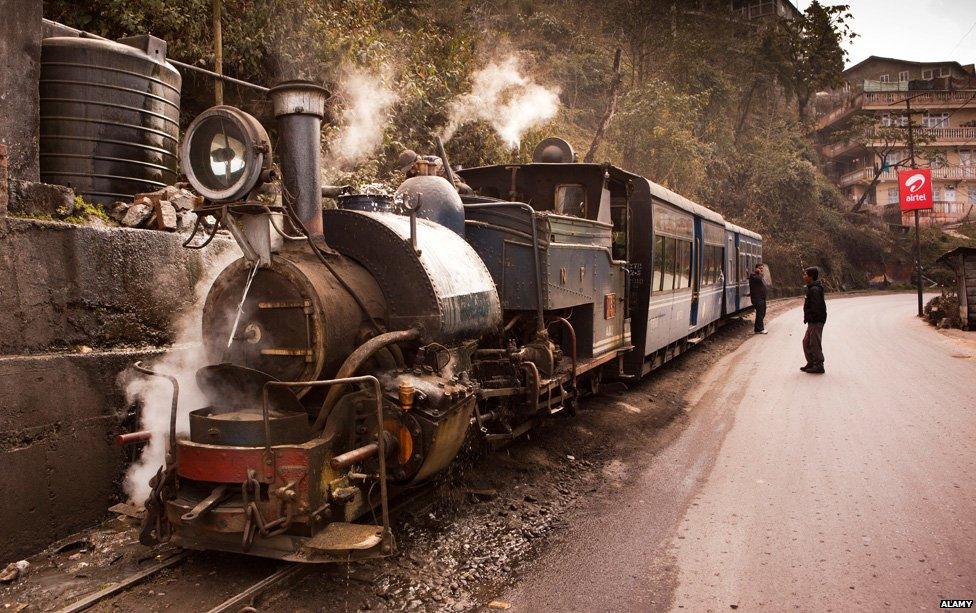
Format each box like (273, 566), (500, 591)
(949, 18), (976, 57)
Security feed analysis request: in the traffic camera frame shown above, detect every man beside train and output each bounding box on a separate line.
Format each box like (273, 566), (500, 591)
(749, 263), (768, 334)
(800, 267), (827, 374)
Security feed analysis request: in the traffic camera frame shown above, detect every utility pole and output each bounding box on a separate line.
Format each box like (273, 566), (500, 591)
(213, 0), (223, 105)
(899, 94), (924, 317)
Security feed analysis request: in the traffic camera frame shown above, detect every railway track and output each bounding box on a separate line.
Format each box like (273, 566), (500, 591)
(53, 481), (446, 612)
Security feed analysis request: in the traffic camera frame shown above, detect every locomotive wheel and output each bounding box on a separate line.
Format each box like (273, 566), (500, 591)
(584, 371), (602, 397)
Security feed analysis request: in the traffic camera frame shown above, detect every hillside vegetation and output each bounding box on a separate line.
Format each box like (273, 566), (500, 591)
(46, 0), (973, 289)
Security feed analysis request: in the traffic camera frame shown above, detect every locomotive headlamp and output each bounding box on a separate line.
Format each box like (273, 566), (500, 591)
(180, 106), (272, 203)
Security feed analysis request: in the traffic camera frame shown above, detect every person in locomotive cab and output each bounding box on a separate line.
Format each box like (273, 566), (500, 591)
(800, 267), (827, 374)
(749, 263), (768, 334)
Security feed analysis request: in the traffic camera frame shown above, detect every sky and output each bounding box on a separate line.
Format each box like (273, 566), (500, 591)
(793, 0), (976, 68)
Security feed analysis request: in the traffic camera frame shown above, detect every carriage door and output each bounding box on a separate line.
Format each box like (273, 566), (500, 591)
(690, 218), (702, 327)
(733, 234), (742, 311)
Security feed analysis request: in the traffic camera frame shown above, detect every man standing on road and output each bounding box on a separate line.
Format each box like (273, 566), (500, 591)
(801, 267), (827, 374)
(749, 263), (768, 334)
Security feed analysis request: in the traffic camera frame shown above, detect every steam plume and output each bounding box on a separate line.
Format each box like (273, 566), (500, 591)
(121, 247), (240, 505)
(329, 64), (398, 166)
(442, 56), (560, 148)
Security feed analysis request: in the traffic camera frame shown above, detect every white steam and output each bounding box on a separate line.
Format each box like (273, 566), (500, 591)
(122, 247), (240, 505)
(328, 64), (398, 166)
(442, 56), (560, 148)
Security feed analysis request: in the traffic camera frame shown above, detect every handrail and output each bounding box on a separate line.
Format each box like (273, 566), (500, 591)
(132, 361), (179, 453)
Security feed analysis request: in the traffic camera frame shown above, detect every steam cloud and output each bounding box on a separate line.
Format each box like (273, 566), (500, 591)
(442, 56), (560, 148)
(122, 247), (240, 505)
(329, 64), (398, 166)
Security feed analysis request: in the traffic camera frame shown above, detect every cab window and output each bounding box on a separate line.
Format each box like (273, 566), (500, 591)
(554, 184), (586, 216)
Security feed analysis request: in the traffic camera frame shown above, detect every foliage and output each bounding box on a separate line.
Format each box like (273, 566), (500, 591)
(42, 0), (968, 289)
(780, 1), (856, 118)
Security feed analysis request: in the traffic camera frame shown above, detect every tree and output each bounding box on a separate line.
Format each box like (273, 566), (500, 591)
(782, 1), (855, 119)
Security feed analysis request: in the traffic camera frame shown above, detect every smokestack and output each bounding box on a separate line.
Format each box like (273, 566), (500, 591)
(268, 80), (328, 235)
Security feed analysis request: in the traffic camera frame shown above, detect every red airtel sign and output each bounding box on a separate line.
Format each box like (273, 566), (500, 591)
(898, 168), (934, 212)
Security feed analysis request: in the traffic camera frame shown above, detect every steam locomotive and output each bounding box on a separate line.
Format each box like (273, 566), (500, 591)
(136, 80), (762, 562)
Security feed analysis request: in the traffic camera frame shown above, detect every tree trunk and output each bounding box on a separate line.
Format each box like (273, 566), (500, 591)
(584, 48), (623, 163)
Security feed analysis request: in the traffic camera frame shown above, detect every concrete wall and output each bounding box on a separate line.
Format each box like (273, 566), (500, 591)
(0, 0), (40, 182)
(0, 217), (234, 562)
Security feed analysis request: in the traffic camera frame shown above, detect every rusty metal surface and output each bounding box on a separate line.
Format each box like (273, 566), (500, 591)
(269, 81), (328, 235)
(324, 209), (501, 342)
(202, 249), (386, 385)
(188, 407), (311, 447)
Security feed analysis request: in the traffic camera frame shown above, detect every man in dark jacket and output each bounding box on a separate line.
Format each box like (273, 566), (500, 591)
(801, 267), (827, 374)
(749, 263), (768, 334)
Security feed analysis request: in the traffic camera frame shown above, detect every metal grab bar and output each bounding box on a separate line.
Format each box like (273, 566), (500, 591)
(464, 202), (546, 335)
(261, 376), (392, 544)
(132, 361), (179, 453)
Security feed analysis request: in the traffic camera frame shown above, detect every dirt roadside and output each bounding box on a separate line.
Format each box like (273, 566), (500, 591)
(0, 297), (802, 613)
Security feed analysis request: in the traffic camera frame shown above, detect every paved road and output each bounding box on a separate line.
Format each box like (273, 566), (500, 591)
(502, 294), (976, 612)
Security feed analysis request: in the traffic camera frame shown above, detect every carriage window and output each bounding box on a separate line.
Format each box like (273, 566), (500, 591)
(677, 240), (692, 289)
(653, 235), (666, 291)
(555, 184), (586, 216)
(663, 237), (677, 290)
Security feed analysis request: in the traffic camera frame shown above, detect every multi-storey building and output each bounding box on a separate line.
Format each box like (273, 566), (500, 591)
(815, 56), (976, 226)
(729, 0), (801, 21)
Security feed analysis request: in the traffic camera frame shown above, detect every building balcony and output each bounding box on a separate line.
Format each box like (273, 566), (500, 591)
(838, 165), (976, 188)
(820, 139), (863, 159)
(862, 90), (976, 109)
(883, 201), (976, 227)
(871, 126), (976, 147)
(816, 89), (976, 131)
(838, 167), (875, 187)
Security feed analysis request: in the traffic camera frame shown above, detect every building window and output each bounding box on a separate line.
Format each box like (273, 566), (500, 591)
(933, 185), (944, 201)
(945, 185), (956, 202)
(880, 74), (890, 83)
(922, 69), (934, 80)
(888, 188), (899, 204)
(923, 113), (950, 128)
(883, 150), (907, 169)
(899, 70), (910, 82)
(939, 67), (951, 77)
(969, 187), (976, 204)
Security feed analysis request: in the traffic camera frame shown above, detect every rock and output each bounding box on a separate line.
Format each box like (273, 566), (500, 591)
(488, 600), (511, 610)
(157, 201), (178, 231)
(7, 180), (75, 217)
(177, 211), (198, 232)
(134, 185), (179, 207)
(0, 560), (30, 583)
(121, 200), (153, 227)
(171, 189), (200, 211)
(109, 201), (129, 222)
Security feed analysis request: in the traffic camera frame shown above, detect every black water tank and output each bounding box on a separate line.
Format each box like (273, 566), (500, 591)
(40, 36), (182, 204)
